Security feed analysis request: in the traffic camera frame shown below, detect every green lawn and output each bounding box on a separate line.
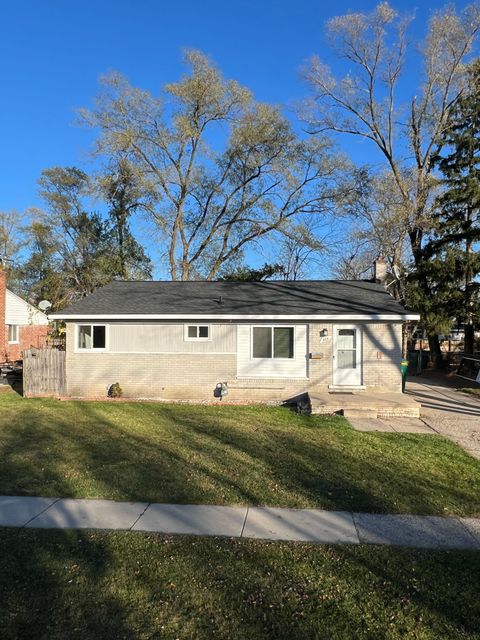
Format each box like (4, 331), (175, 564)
(0, 528), (479, 640)
(0, 392), (479, 515)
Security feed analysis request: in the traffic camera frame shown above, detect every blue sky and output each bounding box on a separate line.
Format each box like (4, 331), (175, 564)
(0, 0), (475, 274)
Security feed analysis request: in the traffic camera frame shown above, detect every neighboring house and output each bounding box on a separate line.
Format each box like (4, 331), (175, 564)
(0, 267), (49, 362)
(49, 258), (420, 402)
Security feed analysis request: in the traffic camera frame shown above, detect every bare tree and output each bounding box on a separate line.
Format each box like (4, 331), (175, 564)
(305, 1), (480, 363)
(272, 220), (327, 280)
(0, 210), (27, 265)
(81, 50), (346, 280)
(333, 171), (411, 299)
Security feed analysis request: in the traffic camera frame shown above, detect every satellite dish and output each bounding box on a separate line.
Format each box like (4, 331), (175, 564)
(392, 264), (402, 280)
(38, 300), (52, 312)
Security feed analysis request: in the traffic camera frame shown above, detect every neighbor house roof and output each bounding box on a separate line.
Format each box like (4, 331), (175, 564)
(49, 280), (419, 321)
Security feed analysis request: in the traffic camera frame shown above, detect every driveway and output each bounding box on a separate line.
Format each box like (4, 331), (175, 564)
(406, 372), (480, 460)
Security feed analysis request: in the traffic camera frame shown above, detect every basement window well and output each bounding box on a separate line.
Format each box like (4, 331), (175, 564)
(77, 325), (106, 350)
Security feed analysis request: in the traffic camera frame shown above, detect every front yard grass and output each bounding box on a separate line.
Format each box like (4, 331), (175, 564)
(1, 528), (479, 640)
(0, 392), (479, 515)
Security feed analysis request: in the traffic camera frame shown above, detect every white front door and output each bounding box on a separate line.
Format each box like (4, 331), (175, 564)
(332, 325), (362, 386)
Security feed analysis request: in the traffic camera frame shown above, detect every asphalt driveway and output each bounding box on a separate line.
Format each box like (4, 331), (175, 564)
(406, 372), (480, 460)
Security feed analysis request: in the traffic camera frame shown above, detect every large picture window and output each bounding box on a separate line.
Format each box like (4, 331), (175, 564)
(252, 326), (294, 359)
(77, 325), (106, 350)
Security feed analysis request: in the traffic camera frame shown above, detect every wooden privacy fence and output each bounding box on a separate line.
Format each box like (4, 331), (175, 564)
(23, 348), (66, 397)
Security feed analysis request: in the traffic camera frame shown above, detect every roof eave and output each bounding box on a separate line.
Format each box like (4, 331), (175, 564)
(49, 313), (420, 321)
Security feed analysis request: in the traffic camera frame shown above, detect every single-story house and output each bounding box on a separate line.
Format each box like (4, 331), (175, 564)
(0, 266), (49, 363)
(49, 258), (420, 402)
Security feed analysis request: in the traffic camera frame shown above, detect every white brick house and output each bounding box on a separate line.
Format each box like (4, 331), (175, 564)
(50, 272), (419, 403)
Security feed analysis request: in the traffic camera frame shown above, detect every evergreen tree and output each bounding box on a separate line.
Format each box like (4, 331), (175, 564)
(99, 159), (152, 280)
(220, 263), (284, 281)
(38, 167), (115, 301)
(17, 218), (69, 310)
(422, 59), (480, 355)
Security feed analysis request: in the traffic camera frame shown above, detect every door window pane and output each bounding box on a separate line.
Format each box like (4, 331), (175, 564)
(253, 327), (272, 358)
(337, 329), (355, 350)
(274, 327), (294, 358)
(78, 325), (92, 349)
(337, 350), (356, 369)
(93, 325), (106, 349)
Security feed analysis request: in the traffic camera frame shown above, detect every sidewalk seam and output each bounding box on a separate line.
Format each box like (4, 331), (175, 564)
(240, 506), (249, 538)
(455, 517), (480, 547)
(350, 512), (362, 545)
(419, 417), (440, 434)
(129, 503), (151, 530)
(22, 497), (61, 528)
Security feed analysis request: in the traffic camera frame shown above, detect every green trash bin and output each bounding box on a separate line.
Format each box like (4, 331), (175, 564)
(400, 359), (409, 393)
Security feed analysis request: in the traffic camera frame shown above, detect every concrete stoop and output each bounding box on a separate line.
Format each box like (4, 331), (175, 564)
(309, 391), (421, 419)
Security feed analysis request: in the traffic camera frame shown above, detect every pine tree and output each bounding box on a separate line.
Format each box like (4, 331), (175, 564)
(422, 59), (480, 355)
(100, 159), (152, 280)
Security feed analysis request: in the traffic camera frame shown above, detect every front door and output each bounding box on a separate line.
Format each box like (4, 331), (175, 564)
(332, 326), (362, 386)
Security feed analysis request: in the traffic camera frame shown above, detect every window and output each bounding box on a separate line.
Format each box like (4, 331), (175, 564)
(77, 325), (106, 350)
(252, 326), (294, 359)
(8, 325), (19, 343)
(337, 328), (356, 369)
(185, 325), (210, 341)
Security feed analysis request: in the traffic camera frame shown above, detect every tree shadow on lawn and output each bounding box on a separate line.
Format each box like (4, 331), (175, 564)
(167, 535), (480, 639)
(0, 399), (479, 515)
(156, 405), (480, 514)
(0, 527), (479, 640)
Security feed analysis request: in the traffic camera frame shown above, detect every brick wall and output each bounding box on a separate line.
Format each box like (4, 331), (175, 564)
(0, 267), (50, 362)
(65, 320), (403, 400)
(363, 323), (403, 392)
(4, 324), (50, 362)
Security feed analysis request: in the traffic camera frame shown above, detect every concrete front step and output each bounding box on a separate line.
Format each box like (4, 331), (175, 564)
(309, 391), (421, 419)
(343, 409), (377, 419)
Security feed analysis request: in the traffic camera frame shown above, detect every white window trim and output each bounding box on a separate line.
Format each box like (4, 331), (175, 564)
(7, 324), (19, 344)
(75, 323), (109, 352)
(184, 324), (211, 342)
(251, 325), (296, 361)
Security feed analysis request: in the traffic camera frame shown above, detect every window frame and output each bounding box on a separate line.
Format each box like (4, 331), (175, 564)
(184, 324), (211, 342)
(75, 323), (108, 352)
(7, 324), (19, 344)
(251, 325), (295, 360)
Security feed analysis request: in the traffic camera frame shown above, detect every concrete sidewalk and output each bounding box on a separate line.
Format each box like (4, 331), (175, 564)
(1, 495), (479, 549)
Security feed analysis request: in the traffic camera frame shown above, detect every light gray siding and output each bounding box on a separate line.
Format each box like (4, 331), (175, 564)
(108, 322), (236, 354)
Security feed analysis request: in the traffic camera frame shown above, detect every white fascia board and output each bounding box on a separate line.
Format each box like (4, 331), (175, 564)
(49, 313), (421, 321)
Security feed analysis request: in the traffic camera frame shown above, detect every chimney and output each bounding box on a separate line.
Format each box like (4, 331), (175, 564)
(0, 264), (6, 360)
(373, 255), (388, 285)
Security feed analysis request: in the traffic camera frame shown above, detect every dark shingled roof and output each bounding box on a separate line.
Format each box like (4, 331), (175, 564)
(53, 280), (414, 318)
